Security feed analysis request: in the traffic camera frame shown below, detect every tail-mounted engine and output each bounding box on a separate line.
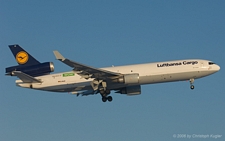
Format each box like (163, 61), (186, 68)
(6, 62), (54, 77)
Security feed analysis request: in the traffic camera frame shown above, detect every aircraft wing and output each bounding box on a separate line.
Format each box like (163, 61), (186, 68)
(53, 51), (121, 79)
(13, 71), (42, 83)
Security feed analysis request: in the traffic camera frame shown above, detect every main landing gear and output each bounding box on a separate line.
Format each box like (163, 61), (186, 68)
(102, 96), (113, 102)
(93, 80), (113, 102)
(100, 89), (112, 102)
(190, 78), (195, 90)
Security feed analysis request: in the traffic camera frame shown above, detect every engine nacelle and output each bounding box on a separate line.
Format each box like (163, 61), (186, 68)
(116, 73), (139, 84)
(119, 85), (141, 95)
(6, 62), (54, 77)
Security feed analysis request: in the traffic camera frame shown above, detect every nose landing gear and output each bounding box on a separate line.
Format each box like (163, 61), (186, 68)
(190, 78), (195, 90)
(190, 85), (195, 90)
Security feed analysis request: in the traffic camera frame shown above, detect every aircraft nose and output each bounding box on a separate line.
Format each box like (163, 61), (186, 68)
(215, 64), (220, 71)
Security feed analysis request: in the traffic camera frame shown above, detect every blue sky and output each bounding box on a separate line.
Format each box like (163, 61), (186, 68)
(0, 1), (224, 141)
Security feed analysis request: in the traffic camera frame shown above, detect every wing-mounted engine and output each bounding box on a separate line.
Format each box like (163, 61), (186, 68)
(113, 73), (139, 84)
(6, 62), (54, 77)
(116, 85), (141, 95)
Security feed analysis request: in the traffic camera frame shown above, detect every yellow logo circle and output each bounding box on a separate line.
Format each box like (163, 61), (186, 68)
(16, 51), (29, 64)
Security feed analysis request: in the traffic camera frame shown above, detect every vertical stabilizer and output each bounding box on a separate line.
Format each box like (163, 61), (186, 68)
(9, 44), (40, 66)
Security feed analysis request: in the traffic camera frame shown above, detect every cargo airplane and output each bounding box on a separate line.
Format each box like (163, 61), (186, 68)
(6, 45), (220, 102)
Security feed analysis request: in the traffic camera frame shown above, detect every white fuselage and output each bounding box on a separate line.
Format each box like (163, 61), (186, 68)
(16, 59), (220, 93)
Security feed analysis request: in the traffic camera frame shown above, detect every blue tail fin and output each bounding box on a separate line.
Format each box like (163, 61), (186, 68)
(9, 44), (40, 66)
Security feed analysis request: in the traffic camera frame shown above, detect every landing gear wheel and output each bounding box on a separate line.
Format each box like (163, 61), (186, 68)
(107, 96), (113, 102)
(102, 97), (107, 102)
(189, 78), (195, 90)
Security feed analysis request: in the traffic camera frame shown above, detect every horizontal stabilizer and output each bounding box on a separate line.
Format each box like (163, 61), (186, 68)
(13, 71), (42, 83)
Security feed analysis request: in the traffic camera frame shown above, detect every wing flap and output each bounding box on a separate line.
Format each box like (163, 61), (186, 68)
(13, 71), (42, 83)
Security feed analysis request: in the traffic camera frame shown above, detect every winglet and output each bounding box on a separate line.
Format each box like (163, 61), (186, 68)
(53, 51), (65, 61)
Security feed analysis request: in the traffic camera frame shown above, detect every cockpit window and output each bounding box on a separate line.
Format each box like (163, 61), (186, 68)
(208, 62), (215, 65)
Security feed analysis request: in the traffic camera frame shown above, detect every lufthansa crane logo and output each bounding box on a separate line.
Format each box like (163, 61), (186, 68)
(16, 51), (29, 64)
